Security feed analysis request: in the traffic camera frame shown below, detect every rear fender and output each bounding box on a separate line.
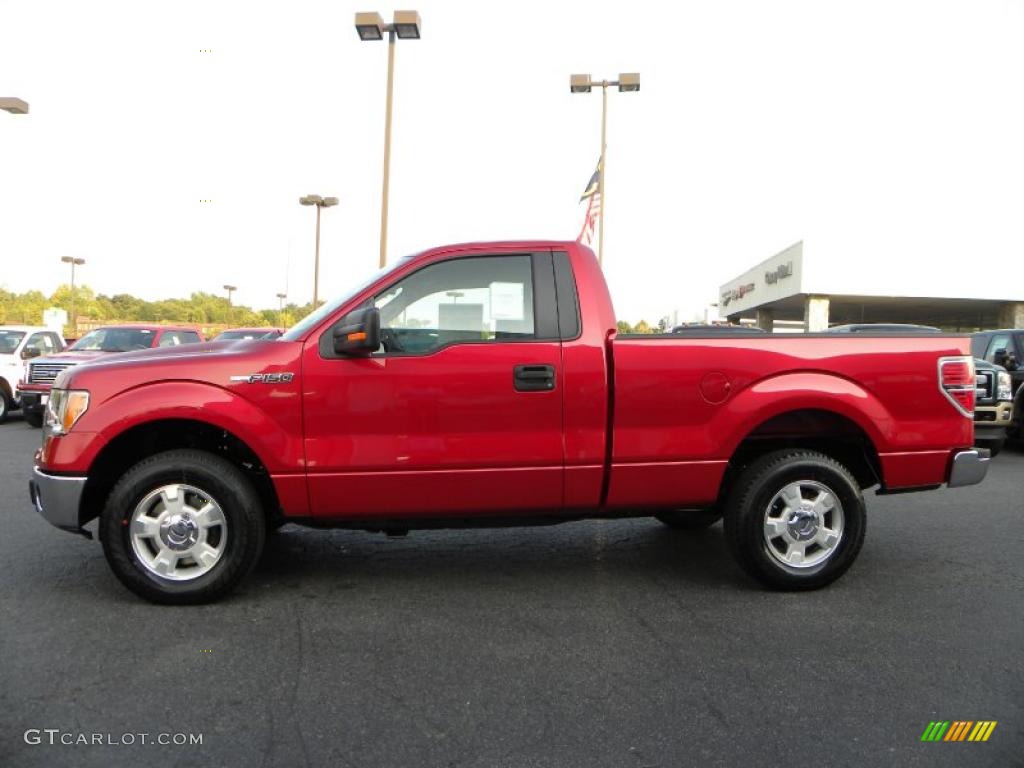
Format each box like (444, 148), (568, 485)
(719, 372), (893, 456)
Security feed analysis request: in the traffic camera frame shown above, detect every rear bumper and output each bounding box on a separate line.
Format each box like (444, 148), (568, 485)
(947, 449), (991, 488)
(29, 467), (88, 535)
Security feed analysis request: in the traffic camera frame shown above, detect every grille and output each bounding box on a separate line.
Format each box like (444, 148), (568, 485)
(975, 371), (994, 403)
(28, 361), (76, 384)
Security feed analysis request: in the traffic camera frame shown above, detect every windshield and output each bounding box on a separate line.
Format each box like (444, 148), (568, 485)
(281, 257), (413, 341)
(213, 330), (268, 341)
(71, 328), (156, 352)
(0, 330), (26, 354)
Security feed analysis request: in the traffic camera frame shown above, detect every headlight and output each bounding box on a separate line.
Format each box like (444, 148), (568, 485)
(997, 371), (1012, 402)
(45, 389), (90, 435)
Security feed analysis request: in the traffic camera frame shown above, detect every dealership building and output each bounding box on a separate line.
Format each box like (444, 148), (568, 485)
(719, 241), (1024, 332)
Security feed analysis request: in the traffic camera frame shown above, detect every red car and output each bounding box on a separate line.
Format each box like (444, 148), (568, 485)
(28, 242), (988, 603)
(17, 324), (204, 427)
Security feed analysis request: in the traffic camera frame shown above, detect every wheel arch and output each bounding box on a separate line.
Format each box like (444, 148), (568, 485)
(80, 418), (282, 528)
(723, 407), (884, 496)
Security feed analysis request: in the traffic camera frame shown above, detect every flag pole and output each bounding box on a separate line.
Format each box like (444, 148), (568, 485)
(598, 81), (608, 268)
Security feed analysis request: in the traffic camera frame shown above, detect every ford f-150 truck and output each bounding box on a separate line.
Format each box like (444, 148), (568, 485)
(29, 242), (990, 604)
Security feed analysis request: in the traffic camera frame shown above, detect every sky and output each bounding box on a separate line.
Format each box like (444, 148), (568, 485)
(1, 0), (1022, 323)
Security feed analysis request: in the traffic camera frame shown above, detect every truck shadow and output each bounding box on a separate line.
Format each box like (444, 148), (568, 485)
(250, 519), (748, 593)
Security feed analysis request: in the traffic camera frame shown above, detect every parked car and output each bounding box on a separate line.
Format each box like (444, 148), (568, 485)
(29, 241), (988, 604)
(210, 327), (285, 341)
(972, 329), (1024, 440)
(17, 324), (204, 427)
(671, 324), (766, 334)
(825, 323), (942, 333)
(0, 326), (66, 422)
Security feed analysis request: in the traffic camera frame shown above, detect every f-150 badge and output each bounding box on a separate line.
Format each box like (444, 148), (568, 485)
(229, 373), (295, 384)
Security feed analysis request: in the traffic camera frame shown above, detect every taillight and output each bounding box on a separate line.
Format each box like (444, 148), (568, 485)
(938, 356), (975, 417)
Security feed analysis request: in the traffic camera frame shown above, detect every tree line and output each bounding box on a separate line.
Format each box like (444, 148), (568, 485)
(0, 284), (314, 336)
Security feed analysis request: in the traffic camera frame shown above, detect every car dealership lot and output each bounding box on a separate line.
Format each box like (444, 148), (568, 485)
(1, 418), (1021, 768)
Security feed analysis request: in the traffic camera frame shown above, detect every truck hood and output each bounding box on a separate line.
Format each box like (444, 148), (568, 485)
(56, 340), (303, 396)
(31, 349), (108, 364)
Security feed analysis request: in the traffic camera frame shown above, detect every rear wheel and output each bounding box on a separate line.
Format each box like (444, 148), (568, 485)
(23, 409), (43, 428)
(99, 449), (266, 604)
(723, 449), (866, 590)
(655, 509), (722, 530)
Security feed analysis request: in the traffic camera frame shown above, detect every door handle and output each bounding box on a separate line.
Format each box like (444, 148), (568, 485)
(513, 364), (556, 392)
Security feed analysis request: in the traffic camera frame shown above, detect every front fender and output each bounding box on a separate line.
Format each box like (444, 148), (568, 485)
(50, 381), (304, 475)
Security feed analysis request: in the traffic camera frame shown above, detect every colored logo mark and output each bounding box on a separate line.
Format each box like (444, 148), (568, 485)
(921, 721), (997, 742)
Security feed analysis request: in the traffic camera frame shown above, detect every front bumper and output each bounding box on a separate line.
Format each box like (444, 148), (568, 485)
(17, 389), (49, 414)
(947, 449), (991, 488)
(973, 422), (1007, 445)
(29, 467), (89, 536)
(974, 402), (1014, 428)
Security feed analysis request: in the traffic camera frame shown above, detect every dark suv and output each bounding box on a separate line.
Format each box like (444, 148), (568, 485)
(972, 329), (1024, 441)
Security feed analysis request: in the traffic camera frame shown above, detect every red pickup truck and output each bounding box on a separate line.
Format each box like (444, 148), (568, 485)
(29, 242), (989, 603)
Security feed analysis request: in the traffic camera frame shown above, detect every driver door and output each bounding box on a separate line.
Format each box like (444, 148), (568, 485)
(302, 251), (565, 519)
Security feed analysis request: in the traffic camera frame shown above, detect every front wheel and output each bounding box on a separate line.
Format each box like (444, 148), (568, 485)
(99, 449), (266, 604)
(0, 390), (10, 423)
(723, 450), (866, 590)
(23, 408), (43, 428)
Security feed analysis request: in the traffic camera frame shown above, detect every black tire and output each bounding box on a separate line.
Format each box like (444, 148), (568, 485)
(99, 449), (266, 604)
(0, 389), (9, 424)
(23, 409), (43, 428)
(655, 509), (723, 530)
(723, 449), (866, 590)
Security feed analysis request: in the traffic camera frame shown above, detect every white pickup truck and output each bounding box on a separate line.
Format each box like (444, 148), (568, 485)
(0, 326), (66, 422)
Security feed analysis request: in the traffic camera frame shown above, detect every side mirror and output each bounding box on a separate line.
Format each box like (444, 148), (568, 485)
(333, 307), (380, 356)
(993, 348), (1012, 369)
(21, 347), (42, 360)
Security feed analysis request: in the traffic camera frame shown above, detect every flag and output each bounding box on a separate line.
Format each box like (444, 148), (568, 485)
(577, 159), (602, 245)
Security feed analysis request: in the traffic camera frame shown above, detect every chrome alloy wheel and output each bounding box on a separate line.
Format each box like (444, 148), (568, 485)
(762, 480), (844, 569)
(129, 484), (228, 581)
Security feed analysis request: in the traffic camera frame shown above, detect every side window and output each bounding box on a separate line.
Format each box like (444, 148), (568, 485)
(372, 255), (536, 355)
(985, 334), (1013, 361)
(158, 332), (183, 347)
(25, 332), (56, 355)
(47, 333), (64, 350)
(180, 331), (201, 344)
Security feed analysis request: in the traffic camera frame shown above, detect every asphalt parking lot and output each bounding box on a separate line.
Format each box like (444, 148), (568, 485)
(0, 415), (1021, 768)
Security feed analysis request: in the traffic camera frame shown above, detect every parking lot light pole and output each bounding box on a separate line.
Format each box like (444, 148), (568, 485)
(223, 284), (236, 305)
(299, 195), (339, 307)
(355, 10), (422, 268)
(276, 292), (288, 326)
(0, 97), (29, 114)
(569, 73), (640, 267)
(60, 256), (85, 336)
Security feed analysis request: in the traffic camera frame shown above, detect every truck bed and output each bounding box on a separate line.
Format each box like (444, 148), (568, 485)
(606, 333), (974, 508)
